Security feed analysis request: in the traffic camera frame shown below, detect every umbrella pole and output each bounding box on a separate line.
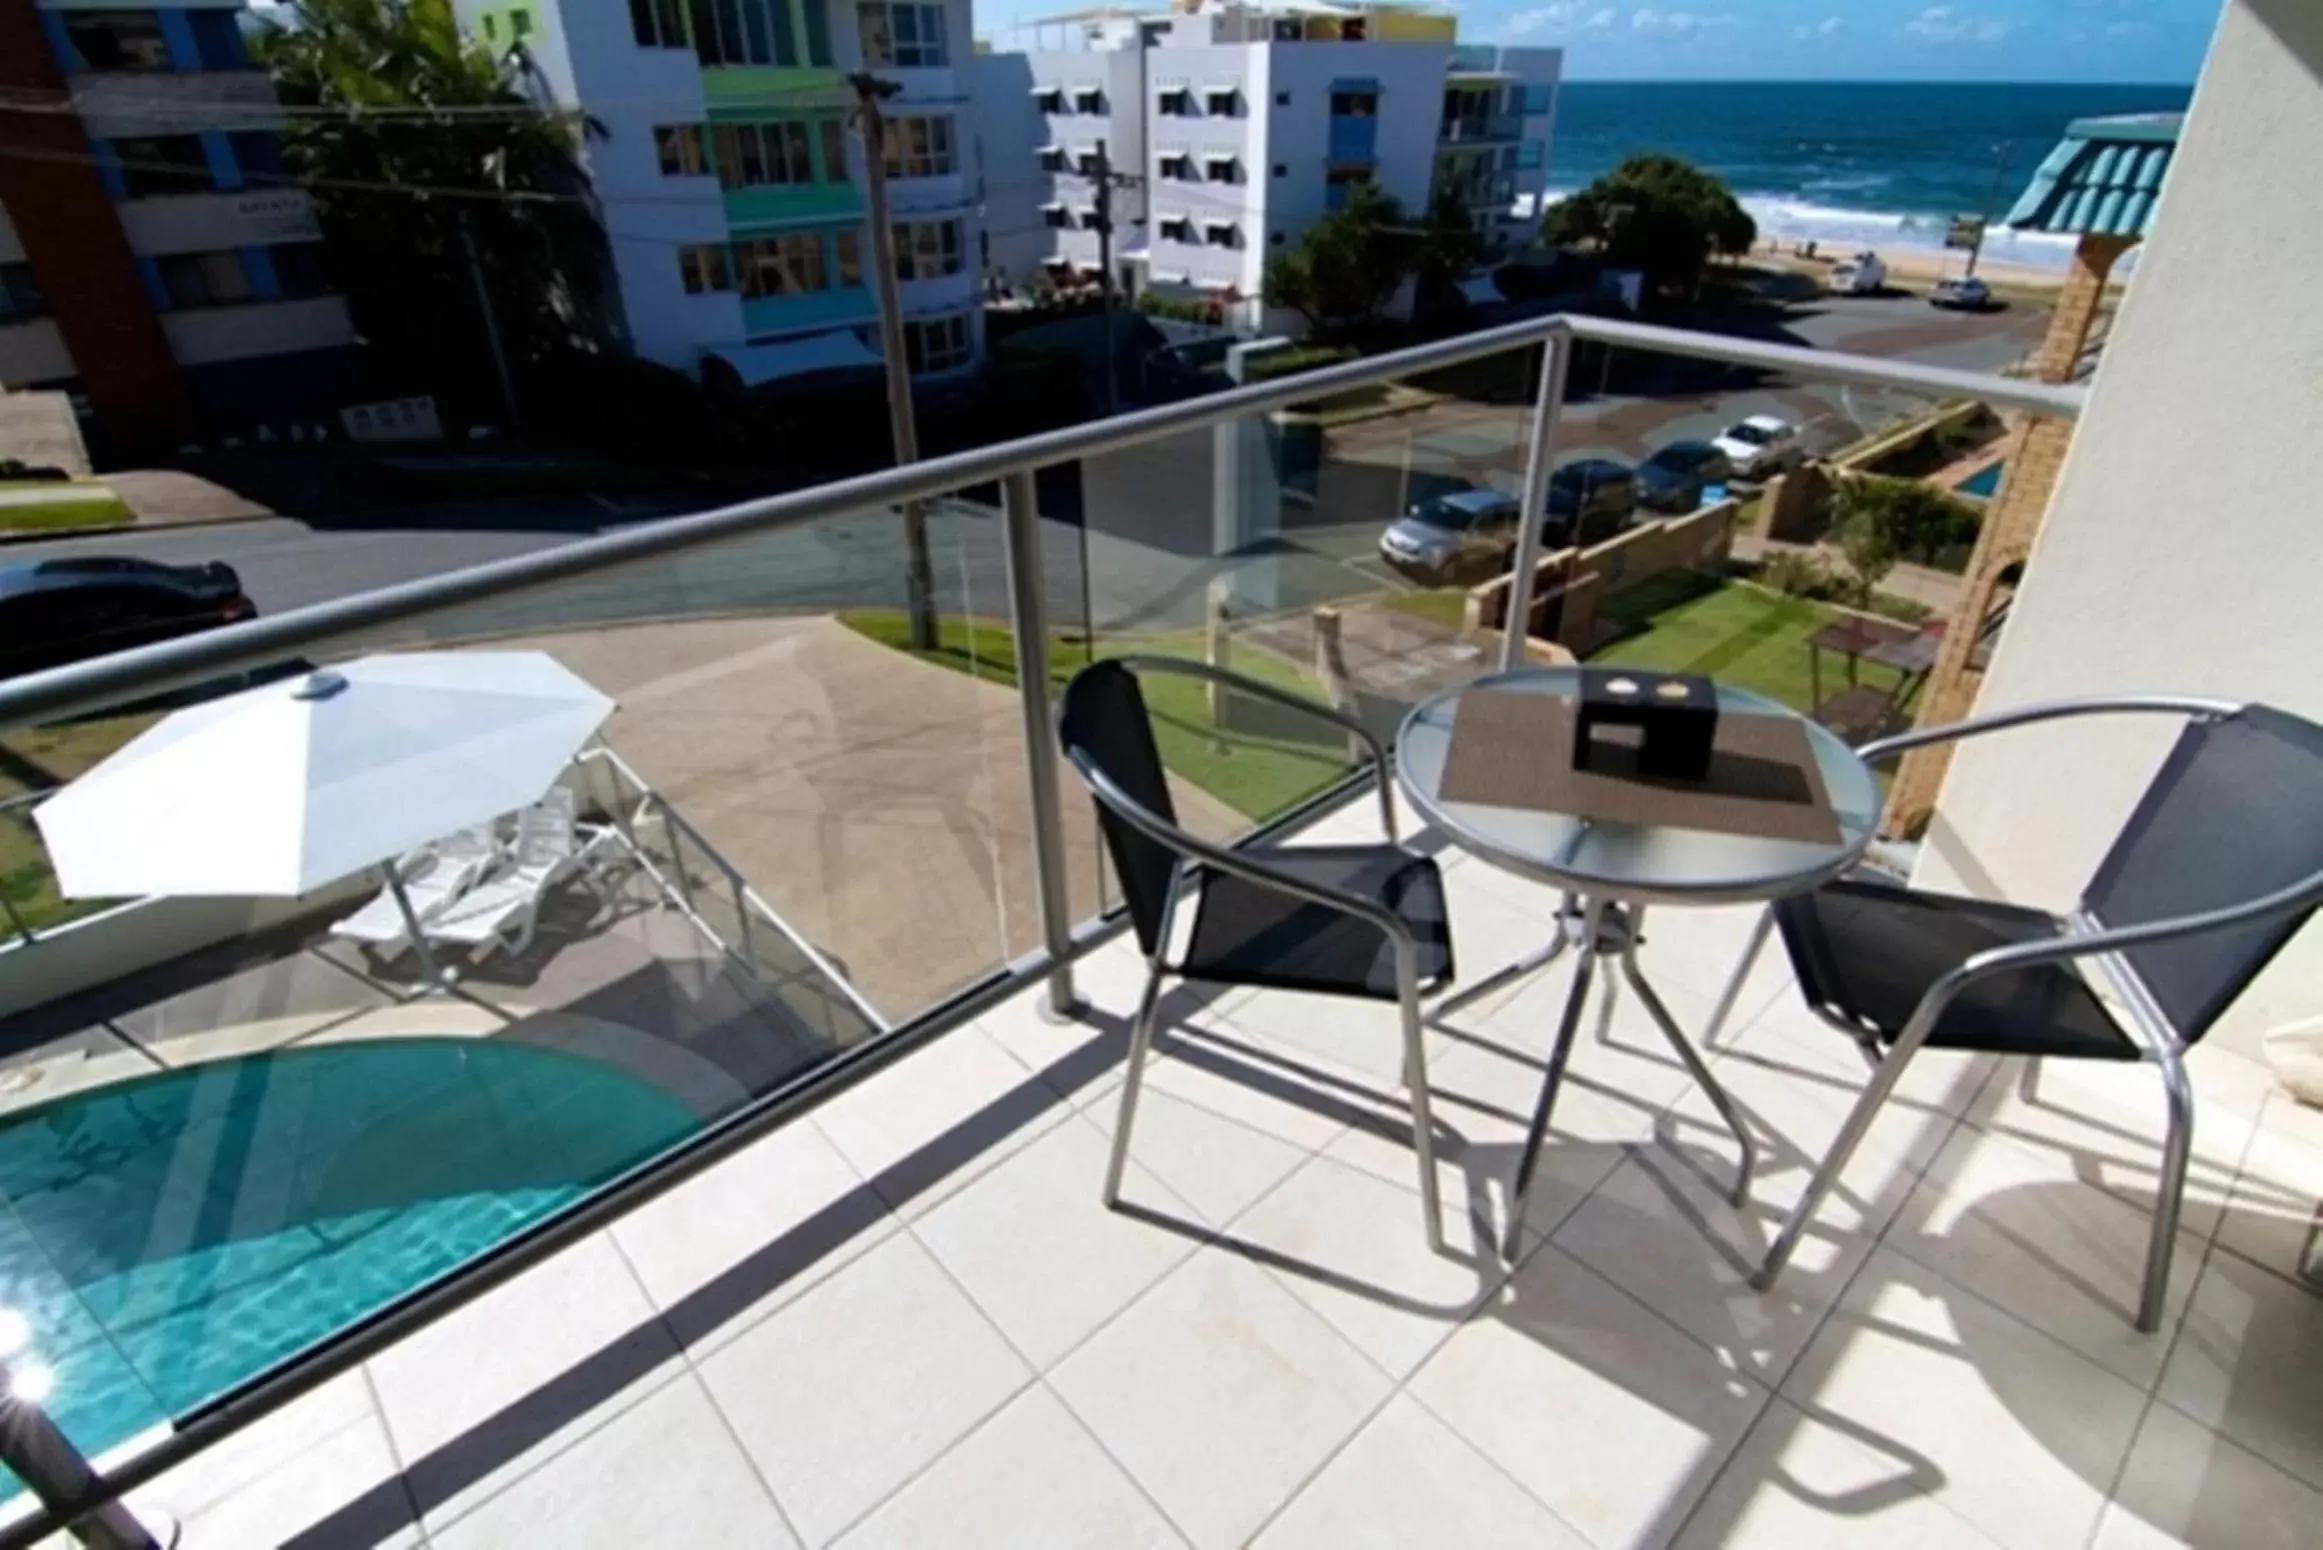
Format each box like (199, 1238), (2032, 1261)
(387, 864), (453, 994)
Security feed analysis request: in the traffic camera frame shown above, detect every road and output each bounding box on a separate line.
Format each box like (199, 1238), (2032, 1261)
(7, 291), (2046, 635)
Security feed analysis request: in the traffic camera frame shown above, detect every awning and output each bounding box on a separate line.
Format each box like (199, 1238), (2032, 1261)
(1329, 76), (1380, 92)
(706, 330), (880, 387)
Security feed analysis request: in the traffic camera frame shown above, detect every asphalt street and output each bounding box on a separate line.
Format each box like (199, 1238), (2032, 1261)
(7, 291), (2047, 636)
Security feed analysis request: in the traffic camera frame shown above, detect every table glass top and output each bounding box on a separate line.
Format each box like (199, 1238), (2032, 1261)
(1396, 667), (1883, 903)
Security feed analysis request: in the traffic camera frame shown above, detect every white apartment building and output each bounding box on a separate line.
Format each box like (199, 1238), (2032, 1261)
(976, 1), (1558, 331)
(454, 0), (986, 385)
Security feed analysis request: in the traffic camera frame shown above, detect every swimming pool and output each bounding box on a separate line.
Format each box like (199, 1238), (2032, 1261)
(1955, 459), (2007, 498)
(0, 1038), (700, 1483)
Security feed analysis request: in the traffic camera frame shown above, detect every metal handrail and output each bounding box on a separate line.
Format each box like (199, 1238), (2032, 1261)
(0, 313), (2083, 737)
(0, 311), (2088, 1548)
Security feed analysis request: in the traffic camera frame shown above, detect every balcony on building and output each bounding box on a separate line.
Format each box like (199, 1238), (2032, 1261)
(0, 21), (2320, 1550)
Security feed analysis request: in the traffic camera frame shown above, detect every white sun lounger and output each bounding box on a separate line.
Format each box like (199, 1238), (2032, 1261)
(331, 823), (500, 953)
(423, 789), (619, 959)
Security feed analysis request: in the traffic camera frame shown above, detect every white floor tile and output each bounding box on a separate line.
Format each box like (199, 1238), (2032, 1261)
(914, 1117), (1206, 1368)
(1885, 1124), (2206, 1389)
(610, 1116), (896, 1352)
(365, 1233), (684, 1529)
(696, 1232), (1032, 1546)
(1408, 1242), (1768, 1550)
(430, 1376), (795, 1550)
(1672, 1395), (2005, 1549)
(1226, 1153), (1510, 1380)
(136, 1378), (419, 1550)
(1253, 1394), (1590, 1550)
(1777, 1246), (2147, 1549)
(1049, 1244), (1392, 1550)
(2093, 1400), (2323, 1550)
(814, 1024), (1071, 1219)
(1082, 1084), (1312, 1228)
(1554, 1147), (1874, 1389)
(2157, 1245), (2323, 1492)
(832, 1385), (1186, 1550)
(1125, 1017), (1376, 1156)
(2213, 1116), (2323, 1288)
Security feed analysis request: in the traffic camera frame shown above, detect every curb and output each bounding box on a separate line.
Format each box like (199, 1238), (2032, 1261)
(0, 510), (277, 549)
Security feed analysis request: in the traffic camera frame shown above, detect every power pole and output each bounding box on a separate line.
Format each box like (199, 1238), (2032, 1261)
(850, 70), (938, 652)
(1095, 138), (1118, 416)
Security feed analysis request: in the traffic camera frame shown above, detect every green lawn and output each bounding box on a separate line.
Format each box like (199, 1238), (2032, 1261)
(1590, 571), (1921, 716)
(1379, 587), (1469, 629)
(836, 611), (1354, 822)
(0, 713), (153, 936)
(0, 481), (131, 533)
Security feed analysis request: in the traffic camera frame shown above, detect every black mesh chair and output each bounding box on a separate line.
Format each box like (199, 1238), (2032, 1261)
(1058, 657), (1455, 1249)
(1710, 696), (2323, 1331)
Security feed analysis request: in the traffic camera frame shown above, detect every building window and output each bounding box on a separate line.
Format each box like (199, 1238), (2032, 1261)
(63, 11), (171, 71)
(1328, 90), (1377, 117)
(835, 229), (863, 286)
(112, 136), (214, 198)
(1157, 88), (1192, 116)
(688, 0), (798, 65)
(1201, 154), (1238, 184)
(893, 218), (962, 280)
(1042, 204), (1070, 229)
(1158, 153), (1195, 181)
(655, 124), (708, 176)
(1203, 87), (1239, 116)
(157, 250), (253, 311)
(904, 313), (972, 374)
(1521, 82), (1553, 114)
(713, 120), (842, 188)
(187, 9), (246, 68)
(1073, 87), (1105, 114)
(1203, 221), (1238, 249)
(859, 2), (947, 67)
(483, 14), (498, 40)
(1158, 215), (1194, 242)
(228, 131), (285, 182)
(1272, 163), (1287, 178)
(1037, 146), (1067, 172)
(678, 243), (734, 294)
(1274, 90), (1290, 106)
(737, 233), (829, 296)
(1324, 164), (1371, 211)
(511, 8), (534, 37)
(0, 264), (46, 325)
(268, 243), (333, 300)
(629, 0), (687, 48)
(1075, 148), (1104, 175)
(1269, 231), (1285, 247)
(1034, 88), (1065, 114)
(882, 116), (955, 178)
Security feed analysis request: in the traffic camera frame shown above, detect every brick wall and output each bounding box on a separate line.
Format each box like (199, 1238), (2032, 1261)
(1464, 498), (1740, 647)
(0, 1), (198, 453)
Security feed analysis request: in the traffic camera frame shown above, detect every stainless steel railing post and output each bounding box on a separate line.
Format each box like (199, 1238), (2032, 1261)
(1500, 327), (1575, 672)
(1000, 471), (1084, 1021)
(0, 1348), (170, 1550)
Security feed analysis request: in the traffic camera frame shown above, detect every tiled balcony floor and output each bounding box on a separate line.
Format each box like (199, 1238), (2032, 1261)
(64, 801), (2323, 1549)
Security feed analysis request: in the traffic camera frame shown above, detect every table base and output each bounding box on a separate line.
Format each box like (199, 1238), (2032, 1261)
(1500, 899), (1758, 1259)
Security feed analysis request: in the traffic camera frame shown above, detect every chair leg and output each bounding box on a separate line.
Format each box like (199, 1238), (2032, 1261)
(1102, 961), (1168, 1210)
(2017, 1054), (2042, 1106)
(1702, 905), (1777, 1053)
(1399, 971), (1448, 1254)
(2138, 1048), (2195, 1334)
(1751, 1040), (1921, 1293)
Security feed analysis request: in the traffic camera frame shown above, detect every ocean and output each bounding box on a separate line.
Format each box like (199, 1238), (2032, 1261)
(1543, 81), (2194, 271)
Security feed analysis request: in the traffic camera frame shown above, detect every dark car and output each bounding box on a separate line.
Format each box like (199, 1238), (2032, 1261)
(1543, 458), (1637, 544)
(0, 557), (256, 681)
(1635, 439), (1734, 514)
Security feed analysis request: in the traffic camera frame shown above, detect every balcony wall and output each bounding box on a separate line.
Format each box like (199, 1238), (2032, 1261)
(69, 69), (283, 137)
(117, 188), (321, 256)
(0, 318), (74, 385)
(160, 293), (356, 367)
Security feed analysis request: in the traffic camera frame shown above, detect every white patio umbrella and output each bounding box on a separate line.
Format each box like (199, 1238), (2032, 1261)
(35, 651), (615, 979)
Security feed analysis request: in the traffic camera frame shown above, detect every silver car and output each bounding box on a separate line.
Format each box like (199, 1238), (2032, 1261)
(1379, 488), (1521, 582)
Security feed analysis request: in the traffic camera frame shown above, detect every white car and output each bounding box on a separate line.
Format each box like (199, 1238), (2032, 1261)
(1711, 415), (1803, 479)
(1827, 251), (1887, 294)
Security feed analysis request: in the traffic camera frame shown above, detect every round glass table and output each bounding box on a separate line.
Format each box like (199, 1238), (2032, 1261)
(1395, 667), (1883, 1254)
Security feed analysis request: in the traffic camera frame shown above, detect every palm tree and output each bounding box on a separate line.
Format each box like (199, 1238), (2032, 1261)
(255, 0), (619, 420)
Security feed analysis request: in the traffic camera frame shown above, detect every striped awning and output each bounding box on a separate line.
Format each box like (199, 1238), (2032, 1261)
(2003, 113), (2180, 238)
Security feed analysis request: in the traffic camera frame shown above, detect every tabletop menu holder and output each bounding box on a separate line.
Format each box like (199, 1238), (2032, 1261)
(1437, 687), (1843, 846)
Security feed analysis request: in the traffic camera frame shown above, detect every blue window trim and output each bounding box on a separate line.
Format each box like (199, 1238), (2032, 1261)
(37, 11), (78, 69)
(92, 142), (129, 199)
(239, 246), (282, 301)
(156, 10), (203, 70)
(134, 256), (169, 311)
(201, 131), (241, 191)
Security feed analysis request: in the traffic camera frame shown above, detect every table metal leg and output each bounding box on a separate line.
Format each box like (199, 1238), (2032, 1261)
(1429, 893), (1579, 1025)
(1619, 940), (1756, 1206)
(1503, 898), (1604, 1259)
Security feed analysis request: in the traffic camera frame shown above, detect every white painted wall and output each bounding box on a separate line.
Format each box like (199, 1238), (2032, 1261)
(0, 320), (76, 386)
(68, 69), (281, 138)
(973, 52), (1046, 288)
(1917, 0), (2323, 1058)
(160, 294), (356, 366)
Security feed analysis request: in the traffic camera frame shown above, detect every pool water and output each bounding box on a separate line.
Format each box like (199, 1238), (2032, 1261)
(0, 1039), (701, 1482)
(1956, 460), (2006, 498)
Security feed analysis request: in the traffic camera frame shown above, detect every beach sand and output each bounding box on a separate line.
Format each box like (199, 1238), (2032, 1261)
(1748, 242), (2090, 296)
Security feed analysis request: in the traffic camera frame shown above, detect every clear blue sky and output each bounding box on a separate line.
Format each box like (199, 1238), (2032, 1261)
(980, 2), (2222, 84)
(1462, 0), (2217, 80)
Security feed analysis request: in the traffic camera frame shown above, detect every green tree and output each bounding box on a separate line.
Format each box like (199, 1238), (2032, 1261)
(1411, 185), (1487, 321)
(1262, 183), (1412, 336)
(1832, 475), (1983, 598)
(1542, 153), (1757, 298)
(256, 0), (618, 420)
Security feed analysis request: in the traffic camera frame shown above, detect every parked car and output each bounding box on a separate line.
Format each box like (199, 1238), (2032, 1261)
(1827, 251), (1888, 294)
(1930, 275), (1993, 311)
(0, 557), (256, 681)
(1544, 458), (1638, 545)
(1378, 486), (1520, 582)
(1634, 439), (1733, 514)
(1711, 415), (1804, 480)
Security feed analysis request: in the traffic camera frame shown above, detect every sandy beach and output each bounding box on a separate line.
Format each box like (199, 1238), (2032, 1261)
(1748, 241), (2091, 295)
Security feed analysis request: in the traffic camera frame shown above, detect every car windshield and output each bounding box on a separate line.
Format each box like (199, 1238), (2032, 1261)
(1410, 502), (1480, 531)
(1647, 446), (1706, 472)
(1724, 423), (1772, 445)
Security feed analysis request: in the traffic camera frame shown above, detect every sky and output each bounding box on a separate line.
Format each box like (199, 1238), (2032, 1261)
(982, 1), (2221, 84)
(1474, 0), (2219, 80)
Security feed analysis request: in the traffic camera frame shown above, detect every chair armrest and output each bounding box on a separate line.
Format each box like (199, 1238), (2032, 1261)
(1856, 694), (2243, 767)
(1888, 863), (2323, 1060)
(1107, 654), (1397, 840)
(1069, 748), (1427, 977)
